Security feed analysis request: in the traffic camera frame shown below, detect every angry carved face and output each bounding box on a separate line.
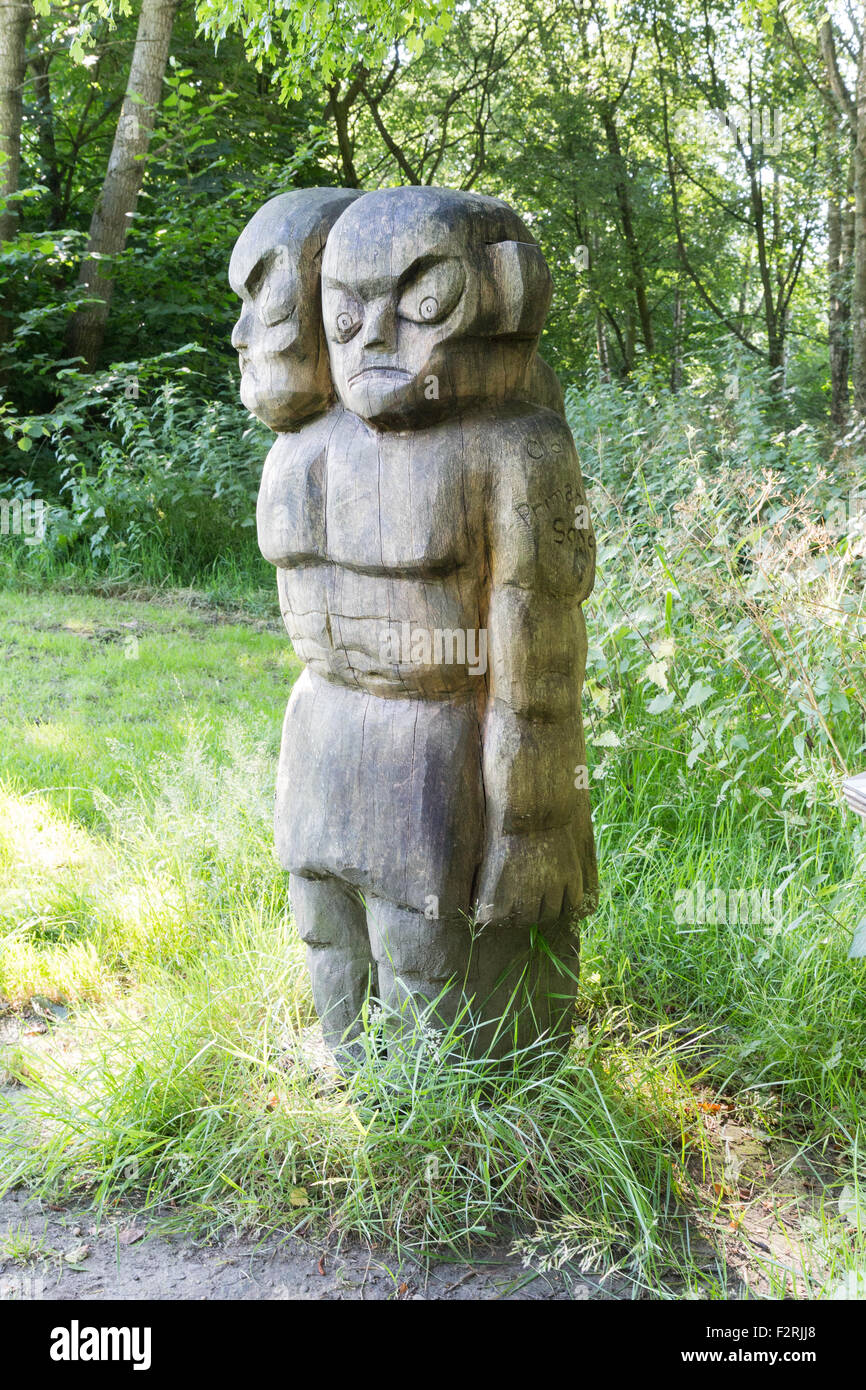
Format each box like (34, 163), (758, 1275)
(321, 187), (552, 429)
(229, 188), (359, 431)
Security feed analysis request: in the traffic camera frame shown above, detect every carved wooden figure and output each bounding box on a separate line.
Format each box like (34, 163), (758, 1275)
(231, 185), (597, 1060)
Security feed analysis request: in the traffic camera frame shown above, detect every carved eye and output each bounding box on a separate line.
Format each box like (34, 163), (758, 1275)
(398, 258), (465, 325)
(259, 297), (296, 328)
(257, 272), (297, 327)
(329, 301), (362, 342)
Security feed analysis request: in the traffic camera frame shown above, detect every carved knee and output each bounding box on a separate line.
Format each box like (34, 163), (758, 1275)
(366, 897), (473, 983)
(289, 873), (366, 949)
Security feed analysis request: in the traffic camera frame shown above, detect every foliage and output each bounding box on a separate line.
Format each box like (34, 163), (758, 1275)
(0, 0), (849, 426)
(196, 0), (455, 98)
(2, 352), (270, 580)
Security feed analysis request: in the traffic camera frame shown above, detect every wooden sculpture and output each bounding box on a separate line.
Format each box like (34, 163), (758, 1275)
(231, 185), (597, 1059)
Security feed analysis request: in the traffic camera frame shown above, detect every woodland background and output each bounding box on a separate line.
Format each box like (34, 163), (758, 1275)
(1, 0), (865, 579)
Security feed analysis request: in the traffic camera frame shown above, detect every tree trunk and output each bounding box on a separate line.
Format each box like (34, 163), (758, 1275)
(735, 248), (751, 336)
(746, 147), (784, 393)
(325, 79), (363, 188)
(0, 0), (30, 365)
(767, 329), (785, 389)
(822, 16), (866, 420)
(840, 176), (855, 424)
(624, 307), (636, 373)
(853, 34), (866, 419)
(0, 0), (31, 244)
(828, 141), (853, 434)
(66, 0), (178, 369)
(601, 107), (654, 356)
(595, 313), (610, 384)
(670, 283), (685, 392)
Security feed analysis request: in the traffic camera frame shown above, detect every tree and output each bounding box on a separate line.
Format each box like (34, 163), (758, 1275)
(653, 0), (822, 393)
(0, 0), (31, 366)
(66, 0), (179, 368)
(819, 14), (866, 421)
(0, 0), (31, 243)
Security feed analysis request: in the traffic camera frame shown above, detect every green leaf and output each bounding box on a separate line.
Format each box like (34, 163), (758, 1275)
(683, 680), (715, 710)
(849, 919), (866, 960)
(647, 691), (675, 715)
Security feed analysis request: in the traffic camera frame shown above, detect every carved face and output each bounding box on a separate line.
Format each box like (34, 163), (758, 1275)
(322, 188), (552, 429)
(229, 188), (359, 431)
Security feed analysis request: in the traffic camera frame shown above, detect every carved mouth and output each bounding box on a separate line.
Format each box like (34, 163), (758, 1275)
(348, 367), (412, 387)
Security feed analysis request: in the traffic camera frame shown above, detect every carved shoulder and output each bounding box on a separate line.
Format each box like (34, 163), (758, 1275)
(256, 409), (341, 566)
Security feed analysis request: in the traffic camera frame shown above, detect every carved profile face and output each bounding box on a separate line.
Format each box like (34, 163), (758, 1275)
(321, 187), (553, 429)
(229, 188), (359, 431)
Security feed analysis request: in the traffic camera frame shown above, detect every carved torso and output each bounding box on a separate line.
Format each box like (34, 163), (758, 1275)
(258, 404), (590, 702)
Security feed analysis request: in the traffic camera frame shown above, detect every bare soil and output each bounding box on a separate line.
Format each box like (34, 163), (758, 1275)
(0, 1181), (615, 1302)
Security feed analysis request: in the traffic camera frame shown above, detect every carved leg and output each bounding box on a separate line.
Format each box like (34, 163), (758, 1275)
(289, 873), (375, 1053)
(468, 917), (580, 1060)
(367, 897), (580, 1061)
(365, 899), (474, 1043)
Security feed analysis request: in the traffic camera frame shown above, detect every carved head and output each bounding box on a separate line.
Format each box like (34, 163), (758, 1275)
(229, 188), (359, 431)
(321, 187), (553, 428)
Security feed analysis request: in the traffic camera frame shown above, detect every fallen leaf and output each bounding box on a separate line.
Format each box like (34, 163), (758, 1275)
(119, 1226), (145, 1247)
(64, 1244), (91, 1264)
(289, 1187), (308, 1208)
(317, 1255), (326, 1276)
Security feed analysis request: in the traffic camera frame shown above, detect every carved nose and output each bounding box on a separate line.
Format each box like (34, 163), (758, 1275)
(362, 297), (396, 351)
(231, 314), (250, 351)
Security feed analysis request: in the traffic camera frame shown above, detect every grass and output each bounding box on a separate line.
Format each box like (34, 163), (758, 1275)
(0, 589), (683, 1284)
(2, 370), (866, 1294)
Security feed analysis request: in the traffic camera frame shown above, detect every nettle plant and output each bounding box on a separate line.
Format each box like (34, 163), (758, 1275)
(9, 353), (270, 571)
(568, 368), (866, 818)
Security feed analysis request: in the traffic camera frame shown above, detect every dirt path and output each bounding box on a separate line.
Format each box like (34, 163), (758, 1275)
(0, 1182), (616, 1301)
